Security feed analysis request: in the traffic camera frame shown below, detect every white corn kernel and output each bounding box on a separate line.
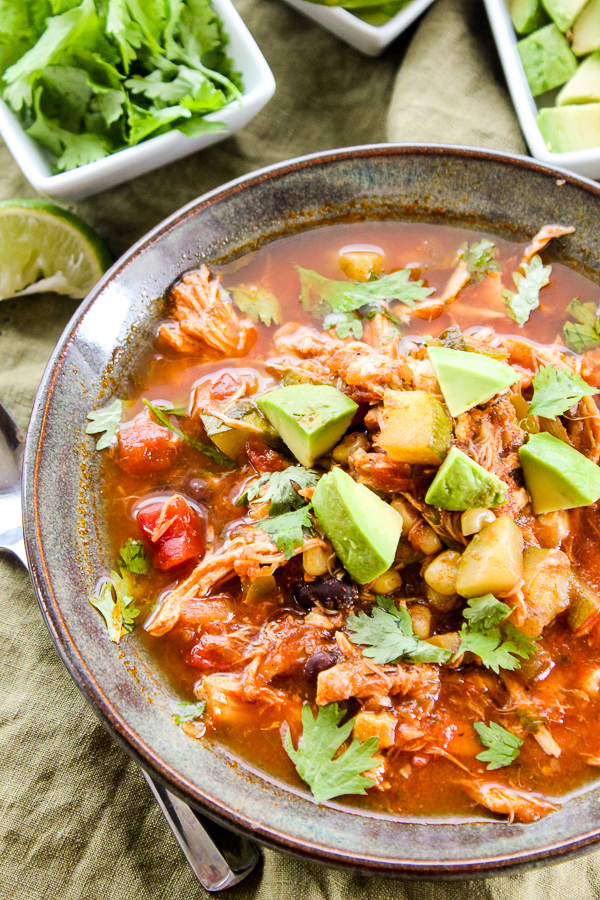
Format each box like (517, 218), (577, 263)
(423, 550), (461, 596)
(426, 586), (459, 612)
(408, 604), (432, 639)
(303, 546), (330, 577)
(332, 432), (369, 464)
(461, 507), (496, 536)
(372, 570), (402, 594)
(409, 521), (442, 556)
(391, 498), (421, 538)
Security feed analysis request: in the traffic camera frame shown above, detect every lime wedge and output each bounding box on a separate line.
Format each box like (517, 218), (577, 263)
(0, 199), (111, 301)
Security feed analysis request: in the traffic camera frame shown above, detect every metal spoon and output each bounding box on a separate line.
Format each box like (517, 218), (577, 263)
(0, 399), (259, 891)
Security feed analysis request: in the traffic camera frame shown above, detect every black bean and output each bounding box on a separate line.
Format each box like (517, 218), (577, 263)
(187, 477), (208, 502)
(304, 650), (337, 683)
(294, 577), (355, 610)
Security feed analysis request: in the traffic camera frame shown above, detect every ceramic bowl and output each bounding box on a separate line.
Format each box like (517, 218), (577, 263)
(23, 145), (600, 878)
(0, 0), (275, 202)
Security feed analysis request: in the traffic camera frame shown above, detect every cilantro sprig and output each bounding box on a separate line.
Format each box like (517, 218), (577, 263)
(283, 703), (380, 803)
(86, 398), (123, 450)
(119, 538), (150, 574)
(457, 239), (499, 279)
(562, 299), (600, 354)
(462, 595), (511, 630)
(143, 399), (235, 469)
(237, 467), (320, 515)
(229, 285), (282, 327)
(503, 255), (551, 326)
(346, 596), (452, 665)
(256, 504), (314, 559)
(526, 365), (598, 419)
(173, 701), (206, 726)
(474, 721), (523, 770)
(89, 569), (140, 643)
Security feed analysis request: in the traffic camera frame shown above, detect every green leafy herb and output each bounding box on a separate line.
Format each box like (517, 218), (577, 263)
(86, 398), (122, 450)
(143, 399), (235, 469)
(173, 700), (206, 725)
(119, 537), (150, 574)
(473, 721), (523, 770)
(256, 504), (314, 559)
(457, 239), (498, 279)
(503, 255), (551, 326)
(517, 710), (547, 733)
(229, 285), (281, 327)
(0, 0), (241, 173)
(89, 568), (140, 643)
(562, 299), (600, 354)
(462, 595), (511, 630)
(459, 620), (537, 675)
(283, 702), (380, 803)
(346, 596), (452, 665)
(335, 269), (434, 311)
(323, 310), (363, 339)
(527, 364), (598, 419)
(237, 467), (320, 515)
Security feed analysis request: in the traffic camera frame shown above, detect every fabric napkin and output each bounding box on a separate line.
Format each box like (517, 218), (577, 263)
(1, 1), (598, 898)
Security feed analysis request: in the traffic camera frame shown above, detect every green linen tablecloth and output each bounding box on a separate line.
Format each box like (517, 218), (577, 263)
(1, 1), (598, 897)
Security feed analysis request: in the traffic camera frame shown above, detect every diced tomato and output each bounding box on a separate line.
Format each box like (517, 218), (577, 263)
(246, 438), (288, 473)
(137, 495), (205, 570)
(117, 421), (178, 476)
(211, 373), (243, 401)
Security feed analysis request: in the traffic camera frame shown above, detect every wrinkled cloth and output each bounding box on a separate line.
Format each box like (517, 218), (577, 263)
(2, 1), (597, 898)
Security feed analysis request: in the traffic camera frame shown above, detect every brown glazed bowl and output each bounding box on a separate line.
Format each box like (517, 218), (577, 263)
(22, 145), (600, 879)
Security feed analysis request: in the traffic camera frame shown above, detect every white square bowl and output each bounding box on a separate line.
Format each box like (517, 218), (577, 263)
(280, 0), (436, 56)
(484, 0), (600, 180)
(0, 0), (275, 201)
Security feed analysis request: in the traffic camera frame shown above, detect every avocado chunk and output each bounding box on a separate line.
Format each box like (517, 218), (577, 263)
(200, 400), (281, 461)
(538, 101), (600, 150)
(257, 384), (358, 467)
(558, 52), (600, 105)
(572, 0), (600, 56)
(511, 0), (549, 33)
(540, 0), (588, 30)
(519, 431), (600, 513)
(312, 467), (403, 584)
(427, 346), (518, 417)
(518, 25), (578, 96)
(455, 518), (524, 598)
(378, 389), (452, 466)
(424, 447), (508, 511)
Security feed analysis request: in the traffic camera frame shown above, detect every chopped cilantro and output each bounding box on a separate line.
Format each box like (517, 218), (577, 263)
(85, 398), (122, 450)
(143, 399), (235, 469)
(562, 299), (600, 354)
(237, 467), (320, 515)
(503, 255), (551, 326)
(335, 269), (434, 311)
(459, 619), (537, 675)
(527, 364), (598, 419)
(462, 595), (511, 630)
(474, 721), (523, 770)
(119, 538), (150, 574)
(229, 285), (282, 327)
(255, 504), (314, 559)
(346, 596), (452, 665)
(89, 569), (140, 643)
(173, 700), (206, 725)
(457, 239), (498, 279)
(283, 702), (380, 803)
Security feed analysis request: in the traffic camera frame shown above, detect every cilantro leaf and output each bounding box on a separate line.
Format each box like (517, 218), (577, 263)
(347, 596), (452, 665)
(503, 255), (551, 326)
(462, 595), (511, 630)
(283, 702), (380, 803)
(323, 310), (363, 339)
(256, 504), (314, 559)
(173, 700), (206, 725)
(89, 568), (140, 643)
(527, 364), (598, 419)
(143, 399), (235, 469)
(562, 299), (600, 354)
(459, 621), (537, 674)
(229, 285), (282, 327)
(237, 467), (320, 515)
(86, 398), (123, 450)
(457, 239), (498, 279)
(119, 538), (150, 574)
(335, 269), (434, 312)
(474, 721), (523, 770)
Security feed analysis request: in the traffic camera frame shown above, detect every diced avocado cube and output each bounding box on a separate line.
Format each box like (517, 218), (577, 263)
(201, 401), (281, 460)
(455, 518), (524, 598)
(538, 102), (600, 151)
(511, 0), (550, 33)
(519, 431), (600, 513)
(378, 390), (452, 466)
(424, 447), (508, 511)
(312, 467), (403, 584)
(427, 346), (518, 417)
(558, 52), (600, 104)
(518, 25), (578, 96)
(540, 0), (588, 30)
(257, 385), (358, 467)
(572, 0), (600, 56)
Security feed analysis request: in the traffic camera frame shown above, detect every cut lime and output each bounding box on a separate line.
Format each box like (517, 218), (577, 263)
(0, 199), (111, 301)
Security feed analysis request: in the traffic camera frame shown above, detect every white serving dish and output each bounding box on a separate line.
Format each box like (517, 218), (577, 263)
(280, 0), (436, 56)
(0, 0), (275, 201)
(484, 0), (600, 179)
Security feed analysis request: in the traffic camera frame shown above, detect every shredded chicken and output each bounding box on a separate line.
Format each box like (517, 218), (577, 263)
(522, 224), (575, 264)
(316, 658), (440, 706)
(464, 780), (558, 823)
(438, 259), (470, 303)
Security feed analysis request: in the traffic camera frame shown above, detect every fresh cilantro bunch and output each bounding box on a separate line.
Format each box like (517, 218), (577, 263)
(526, 364), (598, 420)
(0, 0), (242, 173)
